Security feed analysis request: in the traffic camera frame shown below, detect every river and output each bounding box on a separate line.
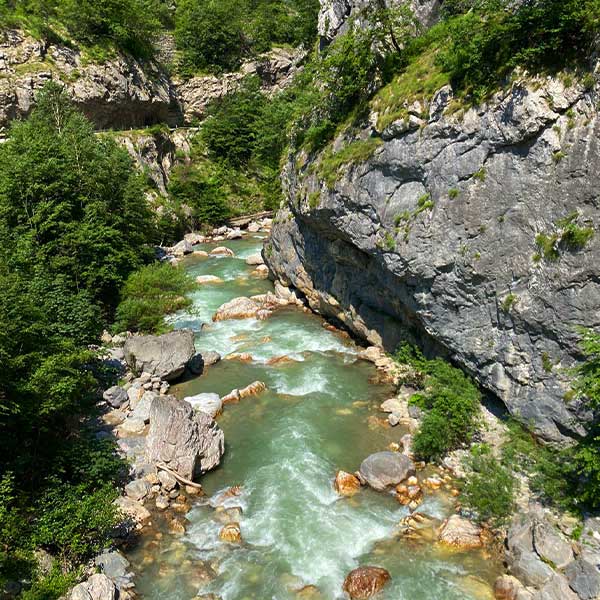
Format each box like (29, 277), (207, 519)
(128, 233), (500, 599)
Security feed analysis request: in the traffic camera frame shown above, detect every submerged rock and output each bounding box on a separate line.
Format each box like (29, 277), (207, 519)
(358, 451), (415, 491)
(246, 253), (265, 265)
(196, 275), (224, 285)
(145, 396), (224, 480)
(219, 523), (242, 543)
(342, 566), (391, 599)
(124, 330), (196, 381)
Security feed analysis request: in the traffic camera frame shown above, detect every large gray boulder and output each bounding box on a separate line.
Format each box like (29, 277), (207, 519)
(532, 522), (573, 569)
(124, 330), (196, 381)
(359, 451), (415, 491)
(145, 396), (224, 480)
(510, 551), (554, 588)
(533, 574), (578, 600)
(565, 559), (600, 600)
(70, 574), (117, 600)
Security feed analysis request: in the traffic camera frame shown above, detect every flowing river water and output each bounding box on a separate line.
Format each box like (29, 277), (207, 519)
(128, 234), (501, 599)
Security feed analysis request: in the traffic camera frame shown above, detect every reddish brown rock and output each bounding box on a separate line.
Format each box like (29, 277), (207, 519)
(334, 471), (361, 496)
(438, 515), (483, 549)
(342, 566), (391, 599)
(219, 523), (242, 543)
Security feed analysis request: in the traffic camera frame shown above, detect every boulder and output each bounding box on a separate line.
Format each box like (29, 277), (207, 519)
(532, 522), (573, 569)
(118, 416), (146, 435)
(125, 478), (150, 501)
(494, 575), (530, 600)
(533, 574), (578, 600)
(95, 551), (130, 580)
(564, 559), (600, 600)
(124, 330), (196, 381)
(226, 229), (243, 240)
(198, 350), (222, 366)
(334, 470), (361, 496)
(145, 396), (224, 480)
(184, 393), (223, 418)
(358, 451), (415, 491)
(114, 496), (151, 524)
(210, 246), (235, 257)
(245, 253), (265, 266)
(213, 297), (261, 321)
(172, 239), (194, 257)
(438, 515), (483, 549)
(510, 551), (554, 588)
(131, 391), (159, 423)
(158, 469), (178, 491)
(342, 566), (391, 599)
(71, 574), (117, 600)
(103, 386), (128, 408)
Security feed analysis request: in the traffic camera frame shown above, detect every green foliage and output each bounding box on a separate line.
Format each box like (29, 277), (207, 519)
(535, 213), (594, 262)
(448, 188), (459, 199)
(175, 0), (319, 75)
(460, 444), (516, 528)
(2, 0), (168, 57)
(0, 84), (152, 593)
(114, 262), (195, 334)
(535, 232), (560, 261)
(435, 0), (600, 103)
(502, 293), (518, 312)
(394, 343), (481, 461)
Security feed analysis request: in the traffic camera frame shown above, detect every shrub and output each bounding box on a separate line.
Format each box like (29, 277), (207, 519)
(460, 444), (516, 528)
(394, 343), (481, 461)
(114, 263), (195, 334)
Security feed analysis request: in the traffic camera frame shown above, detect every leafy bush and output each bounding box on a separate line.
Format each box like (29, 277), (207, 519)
(175, 0), (319, 75)
(114, 262), (195, 334)
(460, 444), (516, 528)
(394, 343), (481, 461)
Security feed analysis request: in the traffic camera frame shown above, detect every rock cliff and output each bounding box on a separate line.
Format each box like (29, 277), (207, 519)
(265, 72), (600, 441)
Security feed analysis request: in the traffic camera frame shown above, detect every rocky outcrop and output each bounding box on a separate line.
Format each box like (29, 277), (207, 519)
(175, 47), (304, 124)
(266, 71), (600, 441)
(115, 127), (195, 195)
(318, 0), (441, 45)
(145, 396), (224, 480)
(0, 30), (179, 132)
(70, 574), (117, 600)
(123, 330), (196, 381)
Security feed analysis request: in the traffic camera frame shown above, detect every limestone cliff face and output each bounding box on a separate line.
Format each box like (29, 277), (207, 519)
(0, 30), (301, 133)
(265, 74), (600, 442)
(318, 0), (441, 44)
(0, 30), (179, 131)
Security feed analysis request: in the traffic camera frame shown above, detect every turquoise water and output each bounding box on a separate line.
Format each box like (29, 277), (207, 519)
(129, 235), (498, 599)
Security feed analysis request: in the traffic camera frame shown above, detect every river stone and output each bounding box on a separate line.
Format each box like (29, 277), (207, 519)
(172, 239), (194, 256)
(158, 469), (178, 491)
(103, 386), (128, 408)
(198, 350), (222, 366)
(245, 253), (265, 266)
(210, 246), (235, 257)
(533, 521), (573, 569)
(494, 575), (529, 600)
(125, 478), (150, 501)
(118, 416), (146, 434)
(70, 574), (117, 600)
(145, 395), (225, 479)
(533, 574), (578, 600)
(342, 566), (391, 599)
(213, 297), (261, 321)
(95, 551), (130, 580)
(334, 470), (361, 496)
(438, 515), (482, 549)
(510, 551), (554, 588)
(196, 275), (223, 285)
(358, 451), (415, 491)
(564, 559), (600, 599)
(184, 393), (223, 418)
(114, 496), (151, 524)
(127, 383), (145, 408)
(124, 330), (196, 381)
(219, 523), (242, 543)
